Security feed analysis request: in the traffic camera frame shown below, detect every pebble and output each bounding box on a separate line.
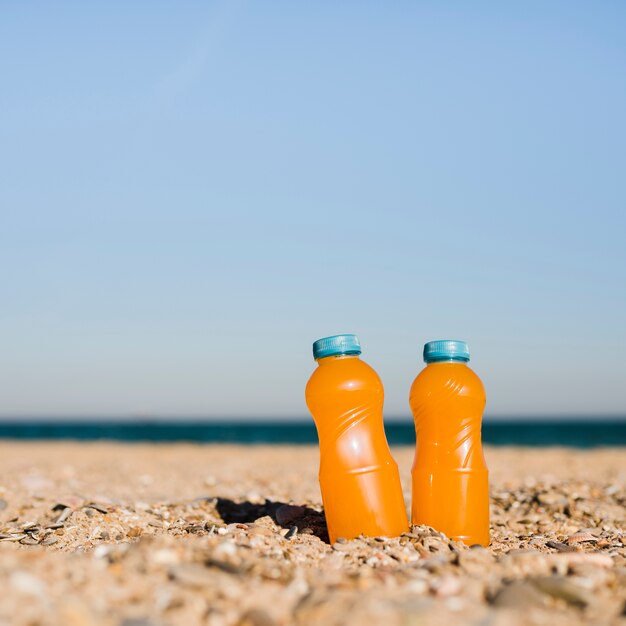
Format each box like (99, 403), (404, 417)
(275, 505), (306, 527)
(537, 492), (569, 508)
(40, 536), (59, 546)
(557, 552), (615, 568)
(284, 526), (298, 540)
(531, 575), (592, 607)
(169, 563), (225, 588)
(491, 580), (548, 609)
(247, 525), (274, 537)
(546, 540), (577, 552)
(205, 558), (242, 575)
(0, 498), (7, 511)
(332, 541), (357, 553)
(420, 555), (449, 572)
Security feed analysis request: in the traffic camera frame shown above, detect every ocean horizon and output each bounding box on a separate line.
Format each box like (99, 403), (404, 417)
(0, 417), (624, 447)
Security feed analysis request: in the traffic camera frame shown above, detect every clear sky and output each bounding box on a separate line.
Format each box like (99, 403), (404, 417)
(1, 2), (625, 419)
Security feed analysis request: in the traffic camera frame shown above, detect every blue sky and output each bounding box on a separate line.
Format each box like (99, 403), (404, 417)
(1, 1), (625, 419)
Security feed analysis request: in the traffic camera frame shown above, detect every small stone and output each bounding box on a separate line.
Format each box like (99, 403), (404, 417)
(332, 541), (356, 552)
(491, 581), (548, 609)
(127, 526), (143, 538)
(248, 525), (274, 537)
(420, 555), (449, 572)
(558, 553), (614, 568)
(41, 536), (59, 546)
(0, 499), (7, 511)
(284, 526), (298, 540)
(537, 493), (569, 507)
(531, 575), (592, 607)
(169, 563), (222, 588)
(546, 540), (577, 552)
(275, 505), (306, 526)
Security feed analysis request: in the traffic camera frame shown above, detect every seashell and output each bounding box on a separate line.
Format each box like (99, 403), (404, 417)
(19, 536), (39, 545)
(568, 532), (598, 545)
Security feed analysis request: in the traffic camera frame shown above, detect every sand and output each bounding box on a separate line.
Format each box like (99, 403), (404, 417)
(0, 442), (624, 626)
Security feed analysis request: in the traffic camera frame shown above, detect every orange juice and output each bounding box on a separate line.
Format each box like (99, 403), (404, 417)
(409, 340), (489, 546)
(305, 334), (408, 543)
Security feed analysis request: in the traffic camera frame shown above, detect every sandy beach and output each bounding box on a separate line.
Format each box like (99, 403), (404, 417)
(0, 442), (624, 626)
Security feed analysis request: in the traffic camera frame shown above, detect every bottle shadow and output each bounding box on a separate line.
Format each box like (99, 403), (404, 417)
(214, 497), (329, 543)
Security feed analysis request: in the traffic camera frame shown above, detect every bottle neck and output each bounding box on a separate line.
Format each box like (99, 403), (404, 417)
(316, 353), (360, 365)
(425, 359), (469, 365)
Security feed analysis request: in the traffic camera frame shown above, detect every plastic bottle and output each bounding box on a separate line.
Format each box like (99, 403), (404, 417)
(409, 340), (489, 546)
(305, 334), (408, 543)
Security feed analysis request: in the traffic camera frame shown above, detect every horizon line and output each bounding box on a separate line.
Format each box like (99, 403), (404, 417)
(0, 414), (624, 423)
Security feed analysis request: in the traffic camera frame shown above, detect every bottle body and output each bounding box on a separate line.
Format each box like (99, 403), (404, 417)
(306, 355), (408, 543)
(410, 361), (490, 546)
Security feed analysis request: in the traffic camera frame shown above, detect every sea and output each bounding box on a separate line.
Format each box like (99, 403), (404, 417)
(0, 418), (624, 447)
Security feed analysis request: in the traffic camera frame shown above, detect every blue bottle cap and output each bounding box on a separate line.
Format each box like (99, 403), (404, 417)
(423, 339), (470, 363)
(312, 334), (361, 360)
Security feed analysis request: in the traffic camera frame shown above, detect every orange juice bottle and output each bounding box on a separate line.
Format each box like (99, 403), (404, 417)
(305, 334), (408, 543)
(409, 340), (489, 546)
